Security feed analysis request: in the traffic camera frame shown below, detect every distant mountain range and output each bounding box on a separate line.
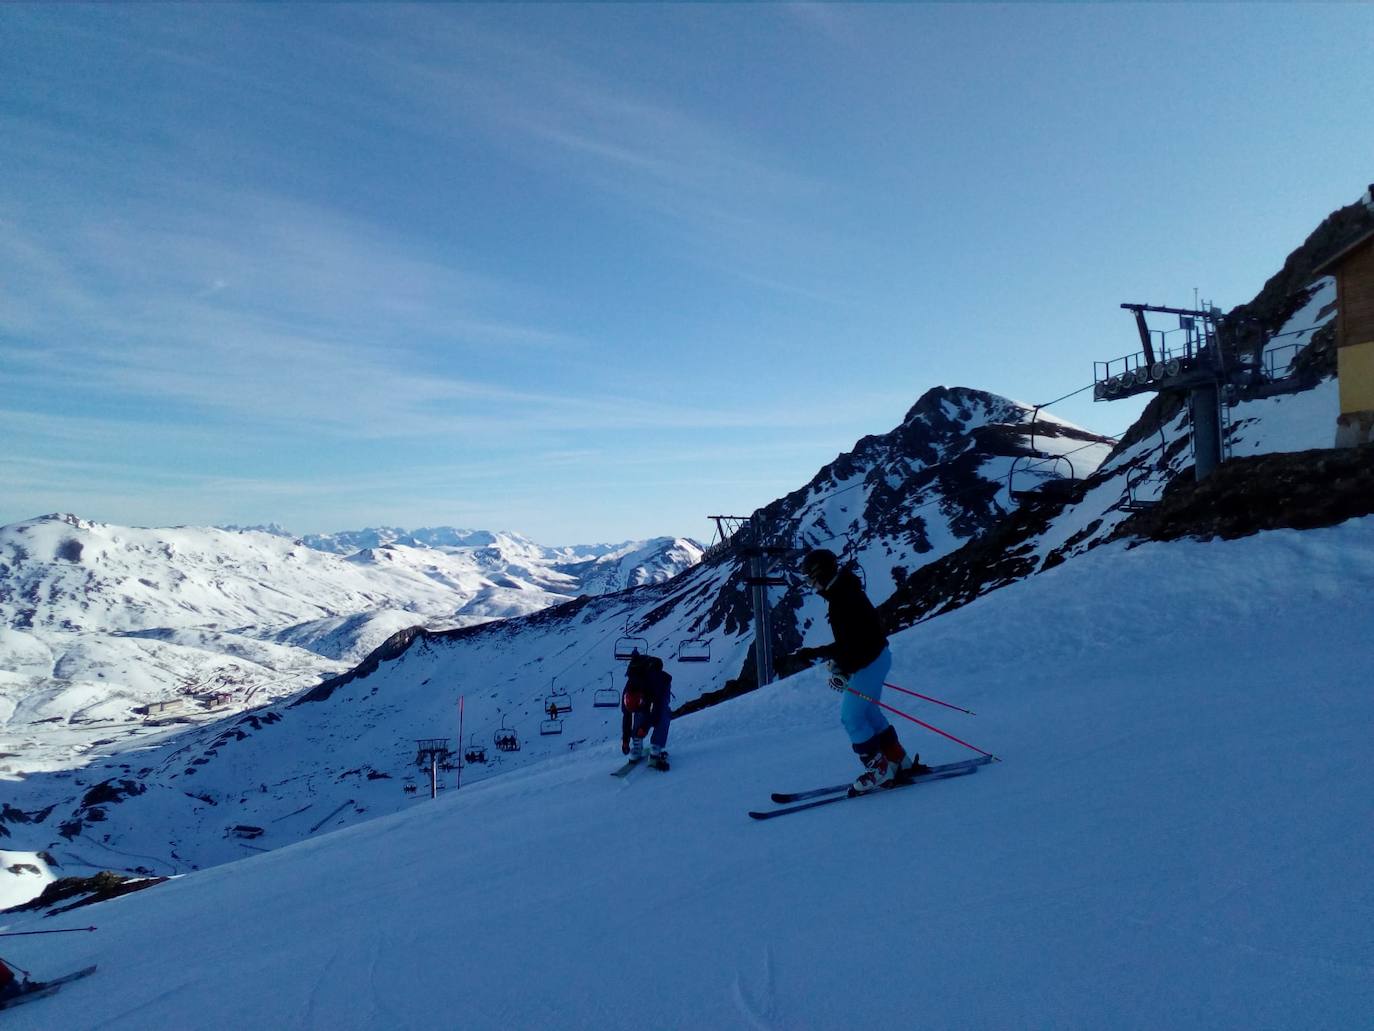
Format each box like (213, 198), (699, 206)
(0, 519), (701, 776)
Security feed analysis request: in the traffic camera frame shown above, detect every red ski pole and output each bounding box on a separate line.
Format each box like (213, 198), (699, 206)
(882, 682), (975, 716)
(840, 682), (997, 759)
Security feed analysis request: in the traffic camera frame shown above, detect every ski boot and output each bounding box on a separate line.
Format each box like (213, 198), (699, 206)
(874, 725), (927, 783)
(646, 748), (670, 772)
(849, 751), (897, 796)
(896, 751), (930, 782)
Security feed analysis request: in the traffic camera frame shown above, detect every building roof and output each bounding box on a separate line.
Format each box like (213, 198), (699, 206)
(1314, 225), (1374, 278)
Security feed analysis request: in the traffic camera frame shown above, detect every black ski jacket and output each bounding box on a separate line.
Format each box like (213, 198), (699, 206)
(621, 656), (672, 738)
(812, 570), (889, 675)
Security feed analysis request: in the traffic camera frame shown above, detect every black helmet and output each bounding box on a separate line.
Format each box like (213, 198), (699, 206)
(801, 548), (839, 580)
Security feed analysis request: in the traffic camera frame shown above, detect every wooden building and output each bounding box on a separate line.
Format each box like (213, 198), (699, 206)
(138, 698), (187, 716)
(1316, 208), (1374, 447)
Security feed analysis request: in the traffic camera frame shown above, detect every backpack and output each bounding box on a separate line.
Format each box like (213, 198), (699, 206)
(622, 684), (647, 713)
(623, 653), (657, 713)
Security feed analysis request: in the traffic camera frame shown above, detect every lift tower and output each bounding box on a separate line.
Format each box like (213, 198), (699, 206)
(1095, 303), (1239, 481)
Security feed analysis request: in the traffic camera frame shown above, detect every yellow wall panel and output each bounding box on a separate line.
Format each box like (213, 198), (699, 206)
(1338, 339), (1374, 413)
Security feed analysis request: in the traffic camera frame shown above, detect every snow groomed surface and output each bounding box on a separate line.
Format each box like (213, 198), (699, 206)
(3, 518), (1371, 1029)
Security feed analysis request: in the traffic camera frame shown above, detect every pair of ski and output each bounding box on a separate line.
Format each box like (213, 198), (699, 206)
(0, 965), (97, 1012)
(609, 755), (668, 777)
(749, 755), (994, 820)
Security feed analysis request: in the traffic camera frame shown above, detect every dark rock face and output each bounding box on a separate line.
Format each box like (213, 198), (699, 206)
(878, 446), (1374, 637)
(2, 869), (167, 915)
(1225, 199), (1374, 352)
(79, 779), (146, 808)
(879, 482), (1083, 631)
(1110, 446), (1374, 544)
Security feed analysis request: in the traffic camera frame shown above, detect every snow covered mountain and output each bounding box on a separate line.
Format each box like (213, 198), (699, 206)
(0, 387), (1118, 873)
(0, 518), (701, 775)
(262, 522), (703, 597)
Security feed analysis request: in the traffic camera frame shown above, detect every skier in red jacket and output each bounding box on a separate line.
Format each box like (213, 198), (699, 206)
(0, 955), (31, 1004)
(621, 651), (673, 770)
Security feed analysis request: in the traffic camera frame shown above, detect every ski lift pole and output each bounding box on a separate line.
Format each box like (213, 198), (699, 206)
(457, 695), (464, 791)
(0, 927), (97, 937)
(838, 682), (997, 759)
(882, 682), (976, 716)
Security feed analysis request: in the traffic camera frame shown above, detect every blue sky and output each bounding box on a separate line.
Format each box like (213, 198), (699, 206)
(2, 4), (1371, 544)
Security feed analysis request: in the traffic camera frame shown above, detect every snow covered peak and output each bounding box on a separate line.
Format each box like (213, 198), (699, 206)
(558, 537), (706, 595)
(899, 384), (1028, 430)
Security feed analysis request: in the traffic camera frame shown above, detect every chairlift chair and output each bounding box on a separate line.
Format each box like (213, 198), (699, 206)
(593, 674), (621, 708)
(545, 690), (572, 716)
(1007, 404), (1078, 504)
(1120, 466), (1159, 512)
(1008, 454), (1076, 504)
(539, 718), (564, 737)
(463, 734), (488, 765)
(493, 716), (521, 753)
(614, 635), (648, 661)
(677, 638), (711, 663)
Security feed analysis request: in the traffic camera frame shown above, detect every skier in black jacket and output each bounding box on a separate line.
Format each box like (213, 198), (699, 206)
(791, 548), (922, 793)
(621, 652), (672, 770)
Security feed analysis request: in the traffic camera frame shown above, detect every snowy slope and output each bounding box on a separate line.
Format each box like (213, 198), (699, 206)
(3, 517), (1370, 1030)
(0, 520), (701, 775)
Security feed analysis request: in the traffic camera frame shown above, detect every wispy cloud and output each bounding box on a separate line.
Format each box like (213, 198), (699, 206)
(334, 9), (846, 285)
(2, 186), (880, 442)
(783, 3), (864, 48)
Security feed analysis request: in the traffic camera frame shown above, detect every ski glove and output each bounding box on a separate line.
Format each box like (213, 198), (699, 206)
(621, 738), (630, 755)
(826, 660), (848, 692)
(793, 647), (820, 664)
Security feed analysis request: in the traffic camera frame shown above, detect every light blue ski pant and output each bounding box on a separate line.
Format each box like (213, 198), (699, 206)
(839, 647), (893, 748)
